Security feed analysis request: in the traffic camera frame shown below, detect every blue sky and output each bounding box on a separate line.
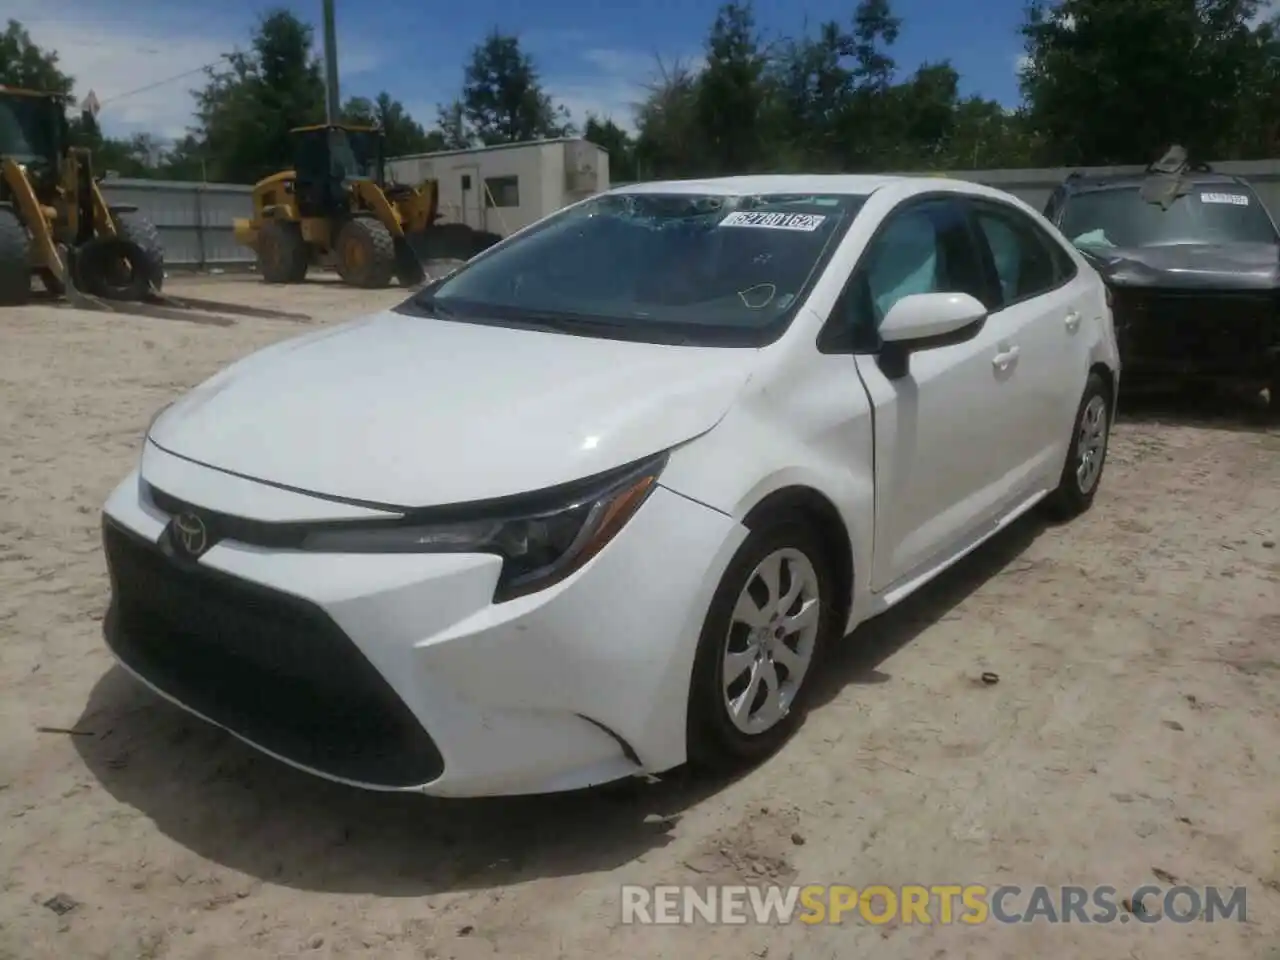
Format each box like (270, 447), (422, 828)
(18, 0), (1038, 140)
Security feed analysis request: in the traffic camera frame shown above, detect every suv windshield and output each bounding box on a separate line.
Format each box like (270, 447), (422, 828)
(1060, 185), (1279, 250)
(404, 191), (866, 346)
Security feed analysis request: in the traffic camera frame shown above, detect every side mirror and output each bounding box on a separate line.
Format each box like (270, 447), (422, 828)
(880, 292), (987, 345)
(877, 292), (988, 380)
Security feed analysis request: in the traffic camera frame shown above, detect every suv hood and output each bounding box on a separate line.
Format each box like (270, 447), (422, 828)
(1079, 242), (1280, 291)
(148, 311), (757, 507)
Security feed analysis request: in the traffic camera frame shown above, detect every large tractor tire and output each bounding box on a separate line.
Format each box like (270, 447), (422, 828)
(335, 216), (396, 289)
(112, 209), (165, 294)
(73, 235), (154, 302)
(0, 205), (32, 306)
(257, 219), (309, 284)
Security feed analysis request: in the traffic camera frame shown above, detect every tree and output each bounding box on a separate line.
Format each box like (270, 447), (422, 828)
(1020, 0), (1270, 164)
(436, 100), (472, 149)
(341, 91), (439, 156)
(0, 19), (73, 94)
(459, 31), (573, 145)
(633, 59), (705, 178)
(583, 115), (637, 181)
(695, 2), (770, 174)
(188, 8), (325, 182)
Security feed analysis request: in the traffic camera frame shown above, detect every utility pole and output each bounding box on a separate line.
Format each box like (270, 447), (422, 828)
(322, 0), (340, 124)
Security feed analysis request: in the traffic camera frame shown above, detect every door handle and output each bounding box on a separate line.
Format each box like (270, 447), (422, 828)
(992, 345), (1020, 371)
(1065, 311), (1081, 333)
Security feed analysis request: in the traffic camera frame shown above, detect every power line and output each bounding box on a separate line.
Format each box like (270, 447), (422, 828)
(98, 57), (229, 105)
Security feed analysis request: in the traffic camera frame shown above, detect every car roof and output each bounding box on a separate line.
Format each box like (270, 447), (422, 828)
(1059, 171), (1250, 195)
(608, 173), (1003, 201)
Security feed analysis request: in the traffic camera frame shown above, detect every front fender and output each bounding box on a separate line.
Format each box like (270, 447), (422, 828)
(660, 362), (876, 628)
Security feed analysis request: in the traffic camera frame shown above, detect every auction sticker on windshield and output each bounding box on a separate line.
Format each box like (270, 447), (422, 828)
(1199, 192), (1250, 205)
(720, 211), (828, 231)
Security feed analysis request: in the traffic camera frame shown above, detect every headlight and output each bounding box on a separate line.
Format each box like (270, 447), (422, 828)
(299, 452), (668, 602)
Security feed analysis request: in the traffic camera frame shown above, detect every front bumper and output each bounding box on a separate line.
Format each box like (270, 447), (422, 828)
(100, 451), (745, 797)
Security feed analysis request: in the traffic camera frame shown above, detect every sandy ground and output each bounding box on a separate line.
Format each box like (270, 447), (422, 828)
(0, 275), (1277, 960)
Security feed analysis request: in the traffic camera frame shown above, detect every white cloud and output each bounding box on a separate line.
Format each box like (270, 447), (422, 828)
(12, 0), (380, 141)
(1248, 0), (1279, 26)
(1014, 53), (1033, 75)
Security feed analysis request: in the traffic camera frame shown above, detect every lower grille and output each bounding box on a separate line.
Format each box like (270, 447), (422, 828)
(101, 518), (444, 788)
(1111, 289), (1278, 375)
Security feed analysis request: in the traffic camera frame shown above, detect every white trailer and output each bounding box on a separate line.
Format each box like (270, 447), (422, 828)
(387, 138), (610, 239)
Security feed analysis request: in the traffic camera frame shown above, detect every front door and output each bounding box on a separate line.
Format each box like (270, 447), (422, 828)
(457, 164), (483, 231)
(847, 196), (1024, 592)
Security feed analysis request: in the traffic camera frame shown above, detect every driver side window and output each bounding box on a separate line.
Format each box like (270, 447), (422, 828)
(842, 199), (986, 350)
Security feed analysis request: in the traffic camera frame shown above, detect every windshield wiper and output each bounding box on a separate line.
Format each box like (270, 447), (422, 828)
(409, 292), (457, 319)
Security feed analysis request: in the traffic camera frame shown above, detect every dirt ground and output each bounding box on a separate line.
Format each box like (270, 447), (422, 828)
(0, 274), (1277, 960)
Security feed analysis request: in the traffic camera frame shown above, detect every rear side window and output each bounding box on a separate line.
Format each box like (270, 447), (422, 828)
(971, 202), (1077, 308)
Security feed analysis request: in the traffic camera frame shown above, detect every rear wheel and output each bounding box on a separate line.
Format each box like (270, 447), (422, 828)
(686, 519), (836, 769)
(335, 216), (396, 289)
(1043, 372), (1112, 520)
(257, 219), (309, 284)
(0, 206), (32, 306)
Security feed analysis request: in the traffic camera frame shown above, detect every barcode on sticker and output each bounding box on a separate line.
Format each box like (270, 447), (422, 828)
(720, 211), (827, 231)
(1200, 192), (1249, 206)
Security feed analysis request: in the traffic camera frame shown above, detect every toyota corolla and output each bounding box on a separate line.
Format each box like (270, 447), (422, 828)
(100, 174), (1120, 798)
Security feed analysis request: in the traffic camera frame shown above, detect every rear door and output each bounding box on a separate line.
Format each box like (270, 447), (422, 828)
(966, 198), (1089, 493)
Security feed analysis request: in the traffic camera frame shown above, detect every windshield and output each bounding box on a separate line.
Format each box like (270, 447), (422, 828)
(408, 191), (866, 346)
(0, 95), (60, 164)
(328, 127), (380, 180)
(1061, 185), (1279, 250)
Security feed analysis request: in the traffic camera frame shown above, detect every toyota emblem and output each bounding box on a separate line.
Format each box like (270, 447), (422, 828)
(171, 512), (210, 558)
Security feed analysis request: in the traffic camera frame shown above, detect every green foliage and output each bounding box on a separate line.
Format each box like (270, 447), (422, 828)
(458, 30), (575, 145)
(0, 19), (73, 94)
(341, 92), (443, 155)
(583, 115), (637, 181)
(1019, 0), (1277, 164)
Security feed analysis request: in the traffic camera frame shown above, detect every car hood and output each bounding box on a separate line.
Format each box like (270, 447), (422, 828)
(1078, 242), (1280, 290)
(148, 311), (758, 507)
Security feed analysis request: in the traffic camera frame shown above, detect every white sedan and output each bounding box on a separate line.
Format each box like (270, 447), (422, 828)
(100, 174), (1120, 797)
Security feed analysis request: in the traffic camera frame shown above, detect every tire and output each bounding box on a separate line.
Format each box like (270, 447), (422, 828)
(72, 235), (153, 301)
(686, 519), (838, 770)
(334, 216), (396, 289)
(112, 209), (165, 294)
(1043, 371), (1113, 520)
(0, 205), (32, 306)
(257, 219), (309, 284)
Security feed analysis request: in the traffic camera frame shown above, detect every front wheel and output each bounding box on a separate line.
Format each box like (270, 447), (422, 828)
(686, 519), (836, 769)
(1043, 371), (1112, 520)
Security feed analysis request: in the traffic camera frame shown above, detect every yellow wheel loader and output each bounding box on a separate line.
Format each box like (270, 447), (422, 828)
(0, 86), (165, 306)
(234, 123), (438, 288)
